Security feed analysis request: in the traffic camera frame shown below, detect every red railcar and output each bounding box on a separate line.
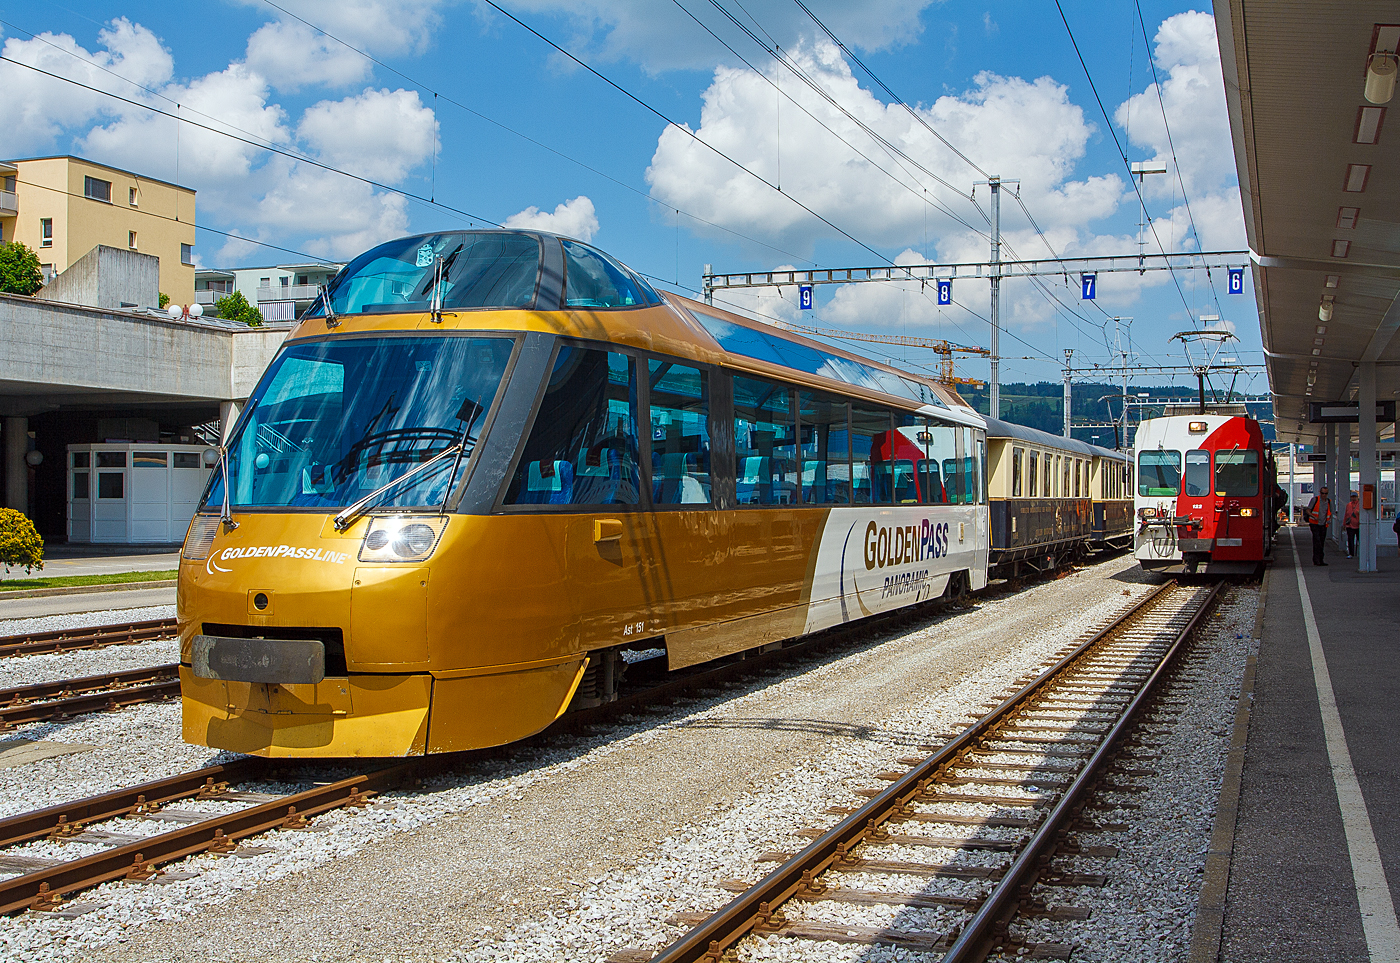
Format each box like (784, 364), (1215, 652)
(1133, 411), (1278, 575)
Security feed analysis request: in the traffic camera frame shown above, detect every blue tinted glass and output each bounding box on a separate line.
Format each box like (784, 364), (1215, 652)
(690, 309), (942, 406)
(563, 240), (658, 308)
(312, 233), (540, 316)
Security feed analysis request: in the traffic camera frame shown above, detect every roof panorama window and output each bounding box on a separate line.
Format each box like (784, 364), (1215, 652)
(689, 307), (945, 407)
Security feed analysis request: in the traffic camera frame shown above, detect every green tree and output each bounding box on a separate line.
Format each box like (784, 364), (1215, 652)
(0, 508), (43, 582)
(0, 242), (44, 296)
(159, 292), (170, 309)
(214, 289), (264, 326)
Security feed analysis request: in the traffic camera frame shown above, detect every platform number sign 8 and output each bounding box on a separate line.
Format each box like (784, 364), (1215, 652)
(936, 278), (952, 306)
(1228, 267), (1245, 295)
(798, 284), (813, 310)
(1081, 273), (1097, 300)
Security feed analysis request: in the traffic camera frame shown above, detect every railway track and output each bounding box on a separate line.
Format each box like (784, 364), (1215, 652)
(0, 756), (420, 916)
(0, 664), (180, 730)
(0, 560), (1110, 919)
(0, 618), (177, 659)
(618, 578), (1222, 963)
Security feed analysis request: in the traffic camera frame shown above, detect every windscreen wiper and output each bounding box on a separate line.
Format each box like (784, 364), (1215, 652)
(333, 441), (466, 531)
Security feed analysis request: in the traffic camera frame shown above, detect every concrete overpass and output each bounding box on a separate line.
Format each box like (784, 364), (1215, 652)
(0, 292), (292, 539)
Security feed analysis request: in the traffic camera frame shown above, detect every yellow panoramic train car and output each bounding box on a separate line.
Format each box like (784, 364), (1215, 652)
(178, 231), (990, 757)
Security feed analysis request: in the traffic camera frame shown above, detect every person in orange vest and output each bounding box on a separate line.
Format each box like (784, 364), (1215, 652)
(1344, 491), (1361, 559)
(1305, 486), (1334, 566)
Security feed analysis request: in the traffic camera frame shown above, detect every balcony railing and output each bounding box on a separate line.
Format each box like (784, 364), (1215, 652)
(0, 191), (16, 216)
(194, 290), (218, 305)
(256, 284), (322, 302)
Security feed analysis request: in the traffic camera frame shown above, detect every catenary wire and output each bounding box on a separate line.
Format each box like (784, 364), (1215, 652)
(1052, 0), (1195, 321)
(1132, 0), (1223, 319)
(252, 1), (822, 269)
(0, 55), (502, 228)
(475, 0), (899, 267)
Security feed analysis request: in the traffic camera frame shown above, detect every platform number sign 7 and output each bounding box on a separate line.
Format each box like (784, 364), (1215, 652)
(1228, 267), (1245, 295)
(1081, 273), (1097, 300)
(798, 284), (813, 310)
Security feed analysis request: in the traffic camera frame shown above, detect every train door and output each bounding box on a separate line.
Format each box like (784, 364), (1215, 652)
(501, 346), (676, 657)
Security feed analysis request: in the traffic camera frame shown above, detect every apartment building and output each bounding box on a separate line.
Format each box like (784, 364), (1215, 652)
(196, 261), (342, 321)
(0, 156), (196, 305)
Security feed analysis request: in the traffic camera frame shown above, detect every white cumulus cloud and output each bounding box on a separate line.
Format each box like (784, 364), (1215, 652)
(504, 196), (599, 241)
(646, 40), (1120, 258)
(1115, 10), (1234, 202)
(245, 20), (372, 92)
(297, 88), (439, 183)
(0, 19), (174, 154)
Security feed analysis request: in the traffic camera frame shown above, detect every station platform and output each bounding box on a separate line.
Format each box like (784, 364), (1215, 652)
(1213, 526), (1400, 961)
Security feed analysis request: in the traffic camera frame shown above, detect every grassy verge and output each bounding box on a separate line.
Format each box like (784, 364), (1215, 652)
(0, 569), (179, 592)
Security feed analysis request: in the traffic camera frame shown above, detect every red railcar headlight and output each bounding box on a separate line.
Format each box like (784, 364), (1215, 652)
(1239, 507), (1255, 517)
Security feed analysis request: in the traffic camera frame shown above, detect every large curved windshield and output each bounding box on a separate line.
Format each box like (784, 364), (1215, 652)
(308, 233), (541, 317)
(204, 335), (514, 511)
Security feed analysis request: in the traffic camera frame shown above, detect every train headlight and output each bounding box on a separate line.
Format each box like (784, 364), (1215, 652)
(1239, 507), (1255, 517)
(182, 514), (220, 561)
(358, 516), (447, 562)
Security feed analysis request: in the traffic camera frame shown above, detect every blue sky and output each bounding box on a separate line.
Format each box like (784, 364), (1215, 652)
(1, 1), (1260, 394)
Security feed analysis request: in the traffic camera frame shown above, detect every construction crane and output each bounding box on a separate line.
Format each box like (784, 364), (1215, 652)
(772, 319), (990, 386)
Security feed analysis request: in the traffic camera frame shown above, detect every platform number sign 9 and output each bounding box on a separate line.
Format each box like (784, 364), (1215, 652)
(797, 284), (814, 310)
(1080, 273), (1097, 300)
(936, 278), (952, 306)
(1228, 267), (1245, 295)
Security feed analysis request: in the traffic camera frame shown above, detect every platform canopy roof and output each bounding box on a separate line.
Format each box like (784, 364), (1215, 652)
(1217, 1), (1400, 445)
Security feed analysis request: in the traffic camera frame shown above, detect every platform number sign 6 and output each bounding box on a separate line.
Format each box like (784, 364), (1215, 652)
(1228, 267), (1245, 295)
(1080, 273), (1097, 300)
(936, 278), (952, 306)
(798, 284), (813, 310)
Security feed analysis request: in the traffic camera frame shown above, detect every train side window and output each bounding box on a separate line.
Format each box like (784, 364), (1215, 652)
(735, 376), (797, 505)
(916, 419), (955, 504)
(1184, 449), (1210, 496)
(1073, 459), (1081, 497)
(1216, 449), (1259, 496)
(799, 391), (850, 504)
(1011, 447), (1023, 497)
(851, 404), (892, 504)
(1028, 451), (1039, 497)
(506, 347), (641, 506)
(649, 360), (712, 505)
(977, 435), (987, 504)
(944, 426), (971, 504)
(1138, 450), (1181, 496)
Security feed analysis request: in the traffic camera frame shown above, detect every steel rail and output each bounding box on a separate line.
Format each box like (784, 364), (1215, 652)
(0, 618), (178, 659)
(0, 664), (179, 707)
(0, 665), (180, 728)
(0, 762), (415, 915)
(941, 580), (1223, 960)
(646, 580), (1188, 963)
(0, 758), (271, 848)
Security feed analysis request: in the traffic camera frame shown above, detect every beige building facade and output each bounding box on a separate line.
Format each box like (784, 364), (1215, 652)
(0, 156), (196, 305)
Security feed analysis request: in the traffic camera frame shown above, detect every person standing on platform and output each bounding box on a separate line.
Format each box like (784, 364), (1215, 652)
(1344, 492), (1360, 559)
(1305, 486), (1334, 566)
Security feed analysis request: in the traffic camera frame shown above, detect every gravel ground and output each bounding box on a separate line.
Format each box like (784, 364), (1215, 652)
(0, 604), (175, 640)
(0, 557), (1175, 963)
(0, 638), (180, 689)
